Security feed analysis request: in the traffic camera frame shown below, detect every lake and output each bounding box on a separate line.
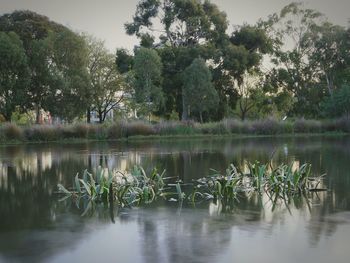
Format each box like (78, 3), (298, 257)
(1, 136), (350, 263)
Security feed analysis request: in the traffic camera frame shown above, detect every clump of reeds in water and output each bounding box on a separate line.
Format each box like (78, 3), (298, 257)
(58, 166), (168, 207)
(189, 161), (325, 203)
(57, 162), (325, 209)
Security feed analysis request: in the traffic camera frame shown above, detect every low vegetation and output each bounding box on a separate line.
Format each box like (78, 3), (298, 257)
(57, 162), (325, 211)
(1, 118), (350, 143)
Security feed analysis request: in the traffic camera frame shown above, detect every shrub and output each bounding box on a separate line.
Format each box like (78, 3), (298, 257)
(197, 122), (229, 135)
(280, 121), (294, 134)
(107, 122), (125, 139)
(294, 119), (322, 133)
(0, 123), (23, 140)
(331, 117), (350, 132)
(155, 121), (198, 135)
(154, 121), (181, 135)
(222, 119), (242, 134)
(250, 119), (282, 135)
(72, 123), (91, 138)
(125, 122), (155, 137)
(24, 125), (62, 141)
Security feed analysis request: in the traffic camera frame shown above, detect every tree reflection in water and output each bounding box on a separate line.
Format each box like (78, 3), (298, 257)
(0, 136), (350, 262)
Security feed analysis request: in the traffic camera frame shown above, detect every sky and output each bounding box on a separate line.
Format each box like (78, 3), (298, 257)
(1, 0), (349, 51)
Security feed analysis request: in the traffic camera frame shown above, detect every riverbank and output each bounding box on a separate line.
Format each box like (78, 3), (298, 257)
(0, 118), (349, 145)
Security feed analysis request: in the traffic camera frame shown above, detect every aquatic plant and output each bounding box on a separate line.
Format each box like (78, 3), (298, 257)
(189, 162), (324, 203)
(58, 166), (169, 207)
(58, 161), (325, 212)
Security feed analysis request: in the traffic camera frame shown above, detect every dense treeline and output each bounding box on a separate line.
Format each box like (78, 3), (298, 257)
(0, 1), (349, 124)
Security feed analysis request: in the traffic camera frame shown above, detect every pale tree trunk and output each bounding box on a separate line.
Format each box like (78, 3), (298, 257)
(35, 105), (40, 124)
(199, 111), (203, 123)
(181, 89), (188, 121)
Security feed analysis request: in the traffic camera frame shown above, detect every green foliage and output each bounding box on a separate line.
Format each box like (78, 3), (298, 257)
(58, 162), (324, 210)
(182, 58), (219, 122)
(59, 166), (167, 207)
(2, 118), (350, 143)
(262, 3), (350, 118)
(322, 85), (350, 118)
(125, 0), (270, 121)
(116, 48), (134, 74)
(85, 35), (126, 123)
(0, 10), (66, 49)
(0, 11), (90, 122)
(133, 48), (164, 119)
(0, 32), (30, 121)
(190, 162), (322, 203)
(45, 30), (90, 121)
(1, 5), (350, 122)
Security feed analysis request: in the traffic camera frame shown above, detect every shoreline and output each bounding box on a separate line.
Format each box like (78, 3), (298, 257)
(0, 131), (347, 147)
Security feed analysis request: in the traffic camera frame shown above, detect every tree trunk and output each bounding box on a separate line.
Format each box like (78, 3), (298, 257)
(325, 73), (334, 98)
(240, 110), (246, 121)
(86, 108), (91, 123)
(98, 111), (103, 124)
(199, 111), (203, 123)
(4, 111), (12, 122)
(181, 89), (188, 121)
(239, 100), (246, 121)
(35, 105), (40, 124)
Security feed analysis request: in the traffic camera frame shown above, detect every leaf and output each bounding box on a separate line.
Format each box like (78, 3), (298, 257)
(81, 201), (93, 217)
(79, 179), (91, 196)
(57, 184), (71, 195)
(58, 195), (71, 202)
(83, 169), (88, 184)
(75, 173), (81, 193)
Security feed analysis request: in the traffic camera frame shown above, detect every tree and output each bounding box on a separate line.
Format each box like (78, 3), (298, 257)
(0, 11), (90, 122)
(116, 48), (134, 74)
(182, 58), (218, 122)
(125, 1), (271, 120)
(322, 85), (350, 118)
(27, 37), (60, 123)
(261, 3), (327, 117)
(44, 30), (90, 122)
(86, 36), (126, 123)
(125, 0), (228, 48)
(125, 0), (228, 120)
(133, 48), (164, 120)
(0, 32), (29, 121)
(0, 10), (66, 50)
(310, 22), (349, 97)
(235, 76), (260, 121)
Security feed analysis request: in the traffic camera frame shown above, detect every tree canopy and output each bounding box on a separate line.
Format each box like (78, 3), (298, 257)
(1, 3), (350, 124)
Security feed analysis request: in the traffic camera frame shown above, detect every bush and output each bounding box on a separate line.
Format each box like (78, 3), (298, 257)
(24, 125), (62, 141)
(107, 122), (125, 139)
(222, 119), (242, 134)
(72, 123), (91, 138)
(294, 119), (322, 133)
(125, 122), (155, 137)
(197, 122), (229, 135)
(0, 123), (23, 140)
(155, 121), (198, 135)
(0, 118), (348, 144)
(331, 118), (350, 132)
(250, 119), (281, 135)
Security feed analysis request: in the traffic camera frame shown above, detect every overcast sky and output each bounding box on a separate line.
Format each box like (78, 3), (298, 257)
(1, 0), (349, 51)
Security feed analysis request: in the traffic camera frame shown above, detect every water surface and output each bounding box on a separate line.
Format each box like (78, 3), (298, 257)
(1, 136), (350, 263)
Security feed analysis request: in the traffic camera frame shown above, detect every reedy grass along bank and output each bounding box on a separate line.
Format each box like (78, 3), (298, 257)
(1, 118), (350, 143)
